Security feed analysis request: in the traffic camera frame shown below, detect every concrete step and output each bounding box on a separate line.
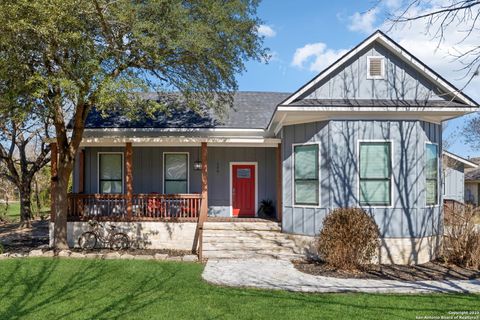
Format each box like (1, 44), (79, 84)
(203, 250), (304, 260)
(203, 222), (281, 232)
(203, 242), (301, 252)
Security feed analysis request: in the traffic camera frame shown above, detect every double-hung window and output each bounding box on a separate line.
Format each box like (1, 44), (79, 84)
(359, 142), (392, 206)
(294, 144), (319, 206)
(98, 153), (123, 194)
(164, 153), (189, 194)
(425, 143), (439, 205)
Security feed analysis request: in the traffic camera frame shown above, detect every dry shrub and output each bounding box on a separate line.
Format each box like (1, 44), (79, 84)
(443, 204), (480, 269)
(317, 208), (380, 270)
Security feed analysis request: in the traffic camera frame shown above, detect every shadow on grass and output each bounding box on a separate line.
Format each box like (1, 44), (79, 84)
(0, 259), (479, 320)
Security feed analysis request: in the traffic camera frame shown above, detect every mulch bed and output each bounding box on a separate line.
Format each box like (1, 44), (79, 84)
(293, 259), (480, 281)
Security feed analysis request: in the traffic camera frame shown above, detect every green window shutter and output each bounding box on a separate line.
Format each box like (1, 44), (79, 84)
(426, 144), (438, 205)
(294, 145), (319, 205)
(359, 142), (391, 206)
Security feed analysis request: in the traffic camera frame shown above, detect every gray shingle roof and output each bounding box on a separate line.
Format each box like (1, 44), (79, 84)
(84, 92), (291, 129)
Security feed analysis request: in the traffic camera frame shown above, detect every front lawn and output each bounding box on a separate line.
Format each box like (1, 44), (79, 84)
(0, 202), (20, 222)
(0, 259), (478, 319)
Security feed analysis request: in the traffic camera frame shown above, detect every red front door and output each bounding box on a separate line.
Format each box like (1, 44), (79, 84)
(232, 164), (256, 217)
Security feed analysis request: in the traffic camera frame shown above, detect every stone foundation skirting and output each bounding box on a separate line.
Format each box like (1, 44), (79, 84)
(378, 235), (441, 265)
(49, 222), (197, 250)
(281, 234), (441, 265)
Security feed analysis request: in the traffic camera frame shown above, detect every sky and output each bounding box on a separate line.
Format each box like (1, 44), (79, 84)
(236, 0), (480, 159)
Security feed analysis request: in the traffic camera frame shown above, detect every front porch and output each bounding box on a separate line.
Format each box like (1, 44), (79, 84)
(50, 140), (284, 256)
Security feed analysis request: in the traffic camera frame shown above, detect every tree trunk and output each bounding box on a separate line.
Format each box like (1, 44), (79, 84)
(19, 182), (33, 227)
(34, 177), (41, 216)
(53, 167), (71, 249)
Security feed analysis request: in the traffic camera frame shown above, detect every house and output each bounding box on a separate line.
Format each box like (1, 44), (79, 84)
(50, 30), (479, 264)
(443, 151), (477, 204)
(464, 157), (480, 205)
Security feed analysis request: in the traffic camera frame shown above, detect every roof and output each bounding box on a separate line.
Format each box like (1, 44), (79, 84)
(280, 30), (479, 107)
(443, 151), (478, 169)
(84, 92), (290, 130)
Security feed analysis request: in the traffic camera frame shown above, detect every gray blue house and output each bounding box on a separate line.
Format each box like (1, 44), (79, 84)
(57, 31), (478, 264)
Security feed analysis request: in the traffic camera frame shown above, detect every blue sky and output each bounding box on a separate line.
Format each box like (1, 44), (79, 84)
(236, 0), (480, 159)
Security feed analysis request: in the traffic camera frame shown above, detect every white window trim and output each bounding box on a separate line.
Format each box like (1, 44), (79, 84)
(162, 152), (190, 194)
(229, 162), (258, 217)
(97, 152), (125, 194)
(425, 142), (440, 207)
(291, 142), (321, 208)
(366, 56), (385, 80)
(357, 139), (394, 208)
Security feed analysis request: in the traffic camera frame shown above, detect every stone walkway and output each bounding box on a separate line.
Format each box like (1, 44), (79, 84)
(202, 258), (480, 294)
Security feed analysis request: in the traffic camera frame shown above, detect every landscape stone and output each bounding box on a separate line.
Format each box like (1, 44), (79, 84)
(120, 254), (135, 260)
(182, 255), (198, 262)
(69, 252), (85, 258)
(134, 255), (154, 260)
(166, 256), (182, 261)
(42, 250), (55, 257)
(154, 253), (168, 260)
(29, 249), (44, 257)
(57, 250), (71, 257)
(84, 253), (103, 259)
(104, 252), (121, 259)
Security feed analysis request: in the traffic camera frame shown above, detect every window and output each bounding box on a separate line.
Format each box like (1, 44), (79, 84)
(164, 153), (188, 194)
(294, 144), (319, 206)
(367, 56), (385, 79)
(359, 142), (391, 206)
(98, 153), (123, 194)
(426, 144), (438, 205)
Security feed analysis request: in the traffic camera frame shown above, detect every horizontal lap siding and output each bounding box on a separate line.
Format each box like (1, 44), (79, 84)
(282, 120), (442, 238)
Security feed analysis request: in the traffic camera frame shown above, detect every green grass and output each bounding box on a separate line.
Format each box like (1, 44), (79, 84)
(0, 259), (478, 320)
(0, 202), (20, 221)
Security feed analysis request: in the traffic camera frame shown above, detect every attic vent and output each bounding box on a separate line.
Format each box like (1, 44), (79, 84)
(367, 56), (384, 79)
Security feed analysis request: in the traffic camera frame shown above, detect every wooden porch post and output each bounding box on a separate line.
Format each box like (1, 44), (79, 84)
(125, 142), (133, 220)
(276, 143), (282, 223)
(193, 142), (208, 259)
(50, 142), (57, 222)
(201, 142), (208, 212)
(79, 150), (85, 194)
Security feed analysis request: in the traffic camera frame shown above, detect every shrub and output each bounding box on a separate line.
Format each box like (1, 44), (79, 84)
(257, 199), (275, 219)
(443, 204), (480, 269)
(317, 208), (380, 270)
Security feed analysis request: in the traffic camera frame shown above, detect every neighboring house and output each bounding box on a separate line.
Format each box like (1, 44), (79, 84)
(443, 151), (477, 203)
(51, 30), (479, 264)
(465, 157), (480, 205)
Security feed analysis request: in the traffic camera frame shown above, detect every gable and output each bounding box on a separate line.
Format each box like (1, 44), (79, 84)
(282, 31), (477, 107)
(301, 42), (448, 102)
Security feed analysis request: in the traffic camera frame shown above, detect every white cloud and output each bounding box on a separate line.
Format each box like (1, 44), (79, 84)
(348, 8), (379, 34)
(257, 24), (276, 38)
(292, 42), (348, 72)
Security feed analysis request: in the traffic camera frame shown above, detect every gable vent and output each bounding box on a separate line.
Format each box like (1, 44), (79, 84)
(367, 56), (384, 79)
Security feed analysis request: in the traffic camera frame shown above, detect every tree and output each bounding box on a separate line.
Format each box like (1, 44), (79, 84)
(0, 0), (266, 248)
(0, 112), (51, 226)
(384, 1), (480, 149)
(387, 1), (480, 87)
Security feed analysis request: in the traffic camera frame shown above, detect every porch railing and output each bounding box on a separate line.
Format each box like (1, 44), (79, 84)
(67, 193), (202, 221)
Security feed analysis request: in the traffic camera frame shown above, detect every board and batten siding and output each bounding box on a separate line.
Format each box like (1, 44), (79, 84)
(302, 42), (445, 101)
(74, 146), (277, 217)
(443, 163), (465, 203)
(280, 120), (443, 239)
